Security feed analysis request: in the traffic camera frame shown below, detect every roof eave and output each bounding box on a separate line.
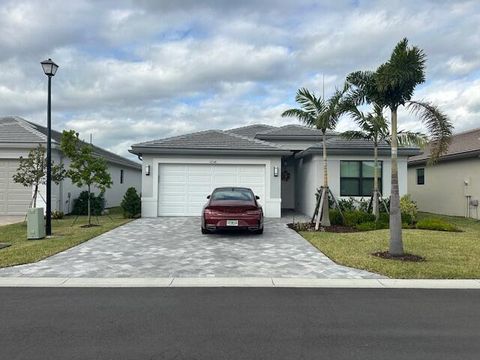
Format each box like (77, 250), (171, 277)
(130, 146), (292, 157)
(408, 149), (480, 166)
(255, 134), (334, 141)
(296, 147), (420, 159)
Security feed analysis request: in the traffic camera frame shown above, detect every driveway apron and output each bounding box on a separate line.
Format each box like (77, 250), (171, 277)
(0, 217), (383, 278)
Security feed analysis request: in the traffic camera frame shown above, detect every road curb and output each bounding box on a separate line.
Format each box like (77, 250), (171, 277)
(0, 277), (480, 288)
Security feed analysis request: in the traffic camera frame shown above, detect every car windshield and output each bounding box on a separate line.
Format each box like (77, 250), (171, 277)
(211, 188), (254, 201)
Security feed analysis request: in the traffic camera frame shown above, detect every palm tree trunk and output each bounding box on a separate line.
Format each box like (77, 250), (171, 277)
(373, 144), (379, 221)
(389, 108), (403, 255)
(321, 132), (330, 226)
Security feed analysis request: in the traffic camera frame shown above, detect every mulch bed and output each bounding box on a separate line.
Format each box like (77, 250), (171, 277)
(80, 224), (101, 228)
(287, 222), (358, 233)
(372, 251), (425, 262)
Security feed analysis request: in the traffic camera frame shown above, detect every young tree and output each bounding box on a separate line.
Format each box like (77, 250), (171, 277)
(342, 103), (427, 220)
(347, 38), (453, 256)
(282, 87), (346, 227)
(60, 130), (113, 226)
(13, 144), (65, 208)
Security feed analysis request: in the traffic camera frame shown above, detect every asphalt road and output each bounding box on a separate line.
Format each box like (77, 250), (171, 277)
(1, 287), (479, 360)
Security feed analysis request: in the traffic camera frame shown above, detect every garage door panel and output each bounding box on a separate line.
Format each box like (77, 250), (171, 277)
(0, 159), (31, 215)
(158, 183), (186, 192)
(159, 193), (186, 202)
(159, 174), (186, 183)
(187, 174), (212, 183)
(158, 163), (266, 216)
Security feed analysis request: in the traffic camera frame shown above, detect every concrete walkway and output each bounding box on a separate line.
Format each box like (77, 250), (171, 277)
(0, 217), (382, 279)
(0, 215), (23, 226)
(1, 277), (479, 288)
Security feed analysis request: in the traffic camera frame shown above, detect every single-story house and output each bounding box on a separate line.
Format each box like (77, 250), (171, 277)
(0, 116), (141, 215)
(130, 124), (418, 218)
(408, 127), (480, 219)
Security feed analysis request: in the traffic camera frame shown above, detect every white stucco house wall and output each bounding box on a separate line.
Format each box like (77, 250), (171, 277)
(130, 124), (418, 219)
(408, 128), (480, 219)
(0, 116), (141, 215)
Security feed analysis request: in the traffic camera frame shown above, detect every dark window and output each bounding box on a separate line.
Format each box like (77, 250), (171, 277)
(120, 169), (124, 184)
(340, 161), (383, 196)
(416, 168), (425, 185)
(211, 188), (254, 201)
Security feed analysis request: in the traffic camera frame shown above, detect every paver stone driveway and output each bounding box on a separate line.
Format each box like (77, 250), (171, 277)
(0, 217), (382, 278)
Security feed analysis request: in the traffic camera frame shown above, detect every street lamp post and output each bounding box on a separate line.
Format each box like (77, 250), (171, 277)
(40, 58), (59, 236)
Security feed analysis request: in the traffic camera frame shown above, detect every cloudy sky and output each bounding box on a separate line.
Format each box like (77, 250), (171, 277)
(1, 0), (479, 159)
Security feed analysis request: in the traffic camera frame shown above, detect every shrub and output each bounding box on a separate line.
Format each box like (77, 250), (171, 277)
(355, 221), (389, 231)
(380, 197), (390, 212)
(338, 198), (355, 212)
(416, 218), (460, 232)
(378, 212), (389, 223)
(51, 210), (64, 219)
(121, 187), (141, 218)
(401, 212), (414, 225)
(400, 195), (418, 225)
(344, 210), (375, 226)
(357, 198), (370, 212)
(329, 209), (344, 226)
(71, 191), (105, 216)
(315, 188), (335, 208)
(290, 222), (312, 232)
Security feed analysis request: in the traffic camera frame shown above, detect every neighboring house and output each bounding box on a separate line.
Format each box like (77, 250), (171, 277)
(408, 128), (480, 219)
(0, 116), (141, 215)
(130, 124), (418, 218)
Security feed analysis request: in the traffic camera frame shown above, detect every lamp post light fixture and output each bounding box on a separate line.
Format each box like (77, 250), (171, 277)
(40, 58), (59, 236)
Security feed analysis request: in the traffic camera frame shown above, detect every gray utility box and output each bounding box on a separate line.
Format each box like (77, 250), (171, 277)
(27, 208), (46, 240)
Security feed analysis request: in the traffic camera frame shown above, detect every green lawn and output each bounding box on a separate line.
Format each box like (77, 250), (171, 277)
(0, 208), (131, 268)
(301, 213), (480, 279)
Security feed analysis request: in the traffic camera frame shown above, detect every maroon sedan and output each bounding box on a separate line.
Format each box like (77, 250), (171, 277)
(201, 187), (264, 234)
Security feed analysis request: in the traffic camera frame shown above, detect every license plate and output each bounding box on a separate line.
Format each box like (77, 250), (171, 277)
(226, 220), (238, 226)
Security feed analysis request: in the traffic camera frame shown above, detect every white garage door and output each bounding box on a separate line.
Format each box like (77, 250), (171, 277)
(158, 164), (266, 216)
(0, 159), (32, 215)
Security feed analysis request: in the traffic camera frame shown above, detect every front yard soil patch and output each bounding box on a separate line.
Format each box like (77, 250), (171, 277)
(288, 222), (358, 233)
(372, 251), (425, 262)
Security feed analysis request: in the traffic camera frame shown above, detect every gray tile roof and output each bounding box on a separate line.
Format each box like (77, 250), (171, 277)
(256, 124), (337, 138)
(0, 116), (141, 169)
(296, 136), (420, 158)
(324, 137), (391, 149)
(226, 124), (276, 138)
(0, 116), (46, 143)
(409, 127), (480, 164)
(132, 129), (288, 152)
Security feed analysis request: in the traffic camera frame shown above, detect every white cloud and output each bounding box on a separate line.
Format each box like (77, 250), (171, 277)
(0, 0), (479, 159)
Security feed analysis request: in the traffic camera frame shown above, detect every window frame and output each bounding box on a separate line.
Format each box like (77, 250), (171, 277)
(340, 160), (383, 197)
(416, 168), (425, 185)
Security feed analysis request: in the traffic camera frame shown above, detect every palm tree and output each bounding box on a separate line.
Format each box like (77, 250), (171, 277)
(342, 103), (428, 220)
(347, 38), (453, 256)
(282, 87), (346, 227)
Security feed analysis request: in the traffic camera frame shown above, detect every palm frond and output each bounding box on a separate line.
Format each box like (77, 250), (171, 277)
(375, 38), (426, 106)
(281, 108), (313, 125)
(397, 130), (429, 148)
(295, 88), (325, 115)
(341, 130), (368, 141)
(406, 100), (453, 161)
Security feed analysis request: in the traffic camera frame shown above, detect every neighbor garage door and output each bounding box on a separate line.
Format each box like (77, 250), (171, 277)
(158, 164), (266, 216)
(0, 159), (32, 215)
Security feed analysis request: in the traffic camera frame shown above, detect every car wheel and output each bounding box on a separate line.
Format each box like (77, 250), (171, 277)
(201, 228), (210, 234)
(253, 227), (264, 235)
